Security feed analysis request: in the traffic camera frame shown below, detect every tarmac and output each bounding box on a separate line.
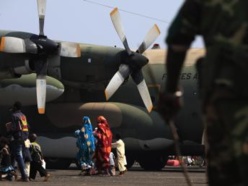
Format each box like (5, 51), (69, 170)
(0, 164), (208, 186)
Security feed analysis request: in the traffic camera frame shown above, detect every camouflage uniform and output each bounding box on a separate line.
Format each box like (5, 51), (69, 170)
(163, 0), (248, 185)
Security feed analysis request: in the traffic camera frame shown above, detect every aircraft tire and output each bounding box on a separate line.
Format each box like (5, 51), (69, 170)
(126, 155), (135, 169)
(45, 158), (72, 169)
(75, 160), (82, 170)
(138, 155), (168, 171)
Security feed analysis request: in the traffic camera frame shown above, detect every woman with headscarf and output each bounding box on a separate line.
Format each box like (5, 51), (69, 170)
(94, 116), (113, 175)
(74, 116), (95, 175)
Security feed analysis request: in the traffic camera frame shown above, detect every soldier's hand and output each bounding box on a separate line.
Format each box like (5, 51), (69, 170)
(158, 91), (183, 122)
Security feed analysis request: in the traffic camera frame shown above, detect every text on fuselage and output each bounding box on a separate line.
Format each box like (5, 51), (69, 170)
(162, 73), (198, 80)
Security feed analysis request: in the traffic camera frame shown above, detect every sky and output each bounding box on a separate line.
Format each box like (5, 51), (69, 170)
(0, 0), (204, 49)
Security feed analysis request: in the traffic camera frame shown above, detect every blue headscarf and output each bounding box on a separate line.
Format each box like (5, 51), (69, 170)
(79, 116), (95, 152)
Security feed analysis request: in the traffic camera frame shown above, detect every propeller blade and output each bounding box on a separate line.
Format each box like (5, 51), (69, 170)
(37, 0), (47, 36)
(0, 37), (26, 53)
(36, 75), (47, 114)
(137, 79), (153, 112)
(60, 42), (81, 57)
(110, 7), (131, 55)
(35, 59), (48, 114)
(131, 70), (153, 112)
(105, 64), (130, 100)
(137, 24), (161, 54)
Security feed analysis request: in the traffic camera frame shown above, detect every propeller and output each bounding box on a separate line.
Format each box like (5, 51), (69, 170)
(0, 0), (81, 114)
(105, 7), (160, 113)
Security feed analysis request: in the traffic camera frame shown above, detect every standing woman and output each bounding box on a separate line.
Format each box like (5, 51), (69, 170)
(94, 116), (113, 175)
(76, 116), (95, 175)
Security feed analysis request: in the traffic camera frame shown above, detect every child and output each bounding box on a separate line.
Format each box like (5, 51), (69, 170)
(0, 137), (17, 181)
(29, 133), (50, 181)
(109, 151), (116, 176)
(111, 134), (127, 176)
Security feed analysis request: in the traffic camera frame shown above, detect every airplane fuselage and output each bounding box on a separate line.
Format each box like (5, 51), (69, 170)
(0, 30), (205, 170)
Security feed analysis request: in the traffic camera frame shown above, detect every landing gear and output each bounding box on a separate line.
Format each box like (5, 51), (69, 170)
(126, 155), (135, 169)
(75, 160), (81, 170)
(45, 158), (72, 169)
(138, 155), (168, 171)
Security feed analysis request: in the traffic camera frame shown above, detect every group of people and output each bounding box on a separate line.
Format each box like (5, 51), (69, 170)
(0, 101), (50, 182)
(75, 115), (127, 176)
(0, 102), (127, 182)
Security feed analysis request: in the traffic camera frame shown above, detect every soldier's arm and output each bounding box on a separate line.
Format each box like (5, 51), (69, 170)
(165, 46), (188, 93)
(165, 0), (201, 93)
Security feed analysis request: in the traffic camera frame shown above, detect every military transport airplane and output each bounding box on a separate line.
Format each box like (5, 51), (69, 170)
(0, 0), (205, 170)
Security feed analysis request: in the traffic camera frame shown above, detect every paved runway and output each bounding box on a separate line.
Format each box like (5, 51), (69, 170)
(0, 165), (208, 186)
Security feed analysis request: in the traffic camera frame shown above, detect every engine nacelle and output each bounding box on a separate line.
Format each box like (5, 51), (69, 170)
(0, 69), (21, 79)
(0, 74), (64, 106)
(13, 59), (33, 75)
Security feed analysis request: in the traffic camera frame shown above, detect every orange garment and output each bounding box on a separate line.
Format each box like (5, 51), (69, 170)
(94, 116), (113, 171)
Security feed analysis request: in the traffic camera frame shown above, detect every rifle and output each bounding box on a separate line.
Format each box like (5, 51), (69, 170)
(167, 118), (192, 186)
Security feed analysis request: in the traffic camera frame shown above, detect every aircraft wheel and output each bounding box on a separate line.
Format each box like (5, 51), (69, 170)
(74, 159), (82, 170)
(138, 155), (168, 171)
(45, 158), (72, 169)
(126, 156), (135, 169)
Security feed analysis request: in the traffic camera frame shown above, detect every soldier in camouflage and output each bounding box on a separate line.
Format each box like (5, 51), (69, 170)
(158, 0), (248, 185)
